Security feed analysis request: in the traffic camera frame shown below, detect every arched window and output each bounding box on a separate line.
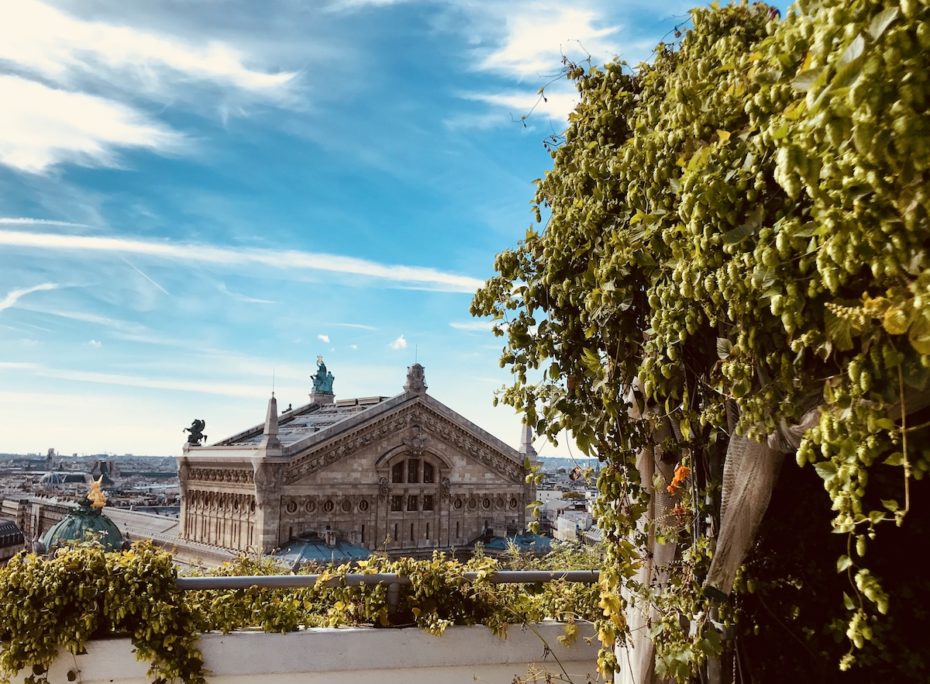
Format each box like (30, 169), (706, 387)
(388, 456), (442, 485)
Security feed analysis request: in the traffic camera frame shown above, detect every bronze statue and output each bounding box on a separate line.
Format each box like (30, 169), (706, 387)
(311, 355), (335, 394)
(184, 419), (207, 446)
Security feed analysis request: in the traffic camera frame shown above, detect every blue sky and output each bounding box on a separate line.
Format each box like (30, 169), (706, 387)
(0, 0), (756, 456)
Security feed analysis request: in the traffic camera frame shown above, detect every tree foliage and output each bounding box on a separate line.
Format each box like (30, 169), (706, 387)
(471, 0), (930, 679)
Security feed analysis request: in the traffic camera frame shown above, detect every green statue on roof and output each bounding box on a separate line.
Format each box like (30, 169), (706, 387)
(311, 355), (335, 394)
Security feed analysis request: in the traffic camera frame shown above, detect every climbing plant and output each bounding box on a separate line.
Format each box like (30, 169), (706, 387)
(471, 0), (930, 680)
(0, 544), (600, 684)
(0, 541), (204, 684)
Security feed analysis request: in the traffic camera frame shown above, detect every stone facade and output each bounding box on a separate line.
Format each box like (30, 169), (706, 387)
(178, 364), (536, 555)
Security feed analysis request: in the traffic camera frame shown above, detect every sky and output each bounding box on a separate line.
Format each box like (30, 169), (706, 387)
(0, 0), (751, 456)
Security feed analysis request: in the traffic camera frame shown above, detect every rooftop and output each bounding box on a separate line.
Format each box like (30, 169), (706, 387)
(216, 395), (389, 448)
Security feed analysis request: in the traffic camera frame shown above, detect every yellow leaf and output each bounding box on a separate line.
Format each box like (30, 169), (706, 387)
(716, 129), (731, 143)
(882, 305), (909, 335)
(908, 313), (930, 354)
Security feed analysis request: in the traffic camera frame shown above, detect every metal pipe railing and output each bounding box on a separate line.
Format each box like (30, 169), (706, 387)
(176, 570), (599, 591)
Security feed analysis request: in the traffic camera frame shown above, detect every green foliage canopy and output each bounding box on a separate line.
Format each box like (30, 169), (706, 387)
(471, 0), (930, 678)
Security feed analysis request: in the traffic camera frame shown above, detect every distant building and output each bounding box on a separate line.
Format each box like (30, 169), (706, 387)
(0, 519), (24, 563)
(178, 362), (537, 556)
(39, 472), (91, 485)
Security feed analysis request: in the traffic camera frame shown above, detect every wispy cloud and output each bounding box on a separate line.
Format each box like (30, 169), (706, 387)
(30, 365), (265, 399)
(0, 361), (41, 370)
(0, 75), (183, 173)
(449, 320), (496, 332)
(459, 86), (579, 125)
(0, 229), (484, 292)
(390, 334), (407, 350)
(21, 306), (145, 333)
(121, 257), (170, 296)
(0, 282), (59, 313)
(217, 282), (276, 305)
(0, 1), (296, 173)
(317, 333), (331, 343)
(332, 322), (378, 331)
(0, 217), (92, 229)
(0, 0), (296, 95)
(326, 0), (412, 11)
(87, 339), (102, 348)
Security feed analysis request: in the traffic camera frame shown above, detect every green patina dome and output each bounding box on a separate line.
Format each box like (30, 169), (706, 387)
(40, 499), (125, 552)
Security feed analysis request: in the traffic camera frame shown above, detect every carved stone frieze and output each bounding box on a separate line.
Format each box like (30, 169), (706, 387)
(188, 467), (254, 485)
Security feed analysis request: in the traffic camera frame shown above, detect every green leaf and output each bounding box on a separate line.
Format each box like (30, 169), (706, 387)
(839, 34), (865, 67)
(868, 7), (898, 40)
(881, 499), (899, 512)
(884, 452), (904, 466)
(716, 337), (733, 360)
(836, 555), (853, 573)
(791, 69), (820, 92)
(824, 309), (855, 352)
(813, 461), (837, 480)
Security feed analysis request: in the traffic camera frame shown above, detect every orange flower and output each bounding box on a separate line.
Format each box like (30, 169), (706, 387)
(666, 464), (691, 495)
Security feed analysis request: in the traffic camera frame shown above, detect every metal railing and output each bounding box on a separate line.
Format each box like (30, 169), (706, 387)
(177, 570), (599, 610)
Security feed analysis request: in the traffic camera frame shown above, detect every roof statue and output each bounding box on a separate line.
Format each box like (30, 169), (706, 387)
(404, 362), (427, 394)
(184, 418), (207, 446)
(87, 476), (107, 510)
(311, 355), (335, 394)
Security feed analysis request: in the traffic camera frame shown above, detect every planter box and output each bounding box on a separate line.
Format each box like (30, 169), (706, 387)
(20, 622), (599, 683)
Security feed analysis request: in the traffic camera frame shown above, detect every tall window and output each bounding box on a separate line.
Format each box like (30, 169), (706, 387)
(391, 495), (403, 512)
(392, 462), (404, 483)
(407, 458), (420, 483)
(423, 462), (435, 483)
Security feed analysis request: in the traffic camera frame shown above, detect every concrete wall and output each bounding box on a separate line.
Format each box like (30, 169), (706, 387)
(18, 623), (601, 684)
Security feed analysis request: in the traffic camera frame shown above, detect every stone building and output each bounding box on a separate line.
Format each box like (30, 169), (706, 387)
(177, 362), (537, 555)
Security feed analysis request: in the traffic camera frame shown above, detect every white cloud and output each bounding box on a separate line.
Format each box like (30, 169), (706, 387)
(0, 282), (60, 313)
(460, 86), (580, 124)
(0, 229), (484, 292)
(87, 339), (102, 348)
(0, 217), (91, 229)
(390, 335), (407, 350)
(0, 1), (295, 94)
(0, 361), (41, 370)
(217, 282), (276, 305)
(350, 344), (359, 350)
(20, 306), (145, 333)
(326, 0), (411, 11)
(31, 365), (265, 398)
(318, 333), (331, 343)
(449, 320), (496, 332)
(332, 322), (378, 331)
(478, 6), (619, 80)
(0, 75), (183, 173)
(0, 1), (295, 173)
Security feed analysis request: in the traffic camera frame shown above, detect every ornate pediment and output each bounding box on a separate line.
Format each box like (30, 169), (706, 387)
(284, 402), (524, 485)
